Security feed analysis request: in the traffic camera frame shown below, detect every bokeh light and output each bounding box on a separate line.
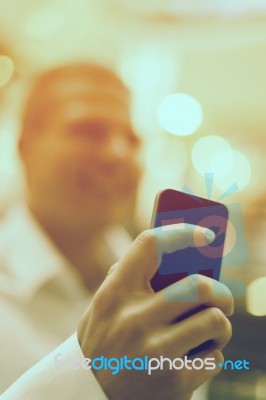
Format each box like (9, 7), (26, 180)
(192, 135), (233, 177)
(157, 93), (203, 136)
(120, 49), (164, 92)
(192, 135), (252, 191)
(215, 149), (251, 191)
(247, 277), (266, 316)
(0, 56), (14, 87)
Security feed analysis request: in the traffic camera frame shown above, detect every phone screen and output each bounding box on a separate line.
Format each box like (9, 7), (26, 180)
(150, 189), (228, 292)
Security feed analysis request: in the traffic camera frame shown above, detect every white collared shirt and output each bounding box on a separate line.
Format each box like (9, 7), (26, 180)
(0, 203), (132, 398)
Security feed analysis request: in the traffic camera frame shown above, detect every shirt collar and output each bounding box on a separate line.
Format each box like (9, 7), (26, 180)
(0, 203), (72, 299)
(0, 203), (133, 300)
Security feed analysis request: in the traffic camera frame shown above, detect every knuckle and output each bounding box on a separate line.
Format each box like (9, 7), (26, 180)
(135, 230), (157, 268)
(188, 274), (198, 293)
(145, 344), (160, 360)
(189, 274), (212, 297)
(107, 262), (119, 277)
(119, 307), (145, 341)
(91, 291), (108, 317)
(206, 307), (227, 331)
(225, 293), (234, 314)
(136, 229), (155, 249)
(145, 335), (163, 359)
(223, 318), (233, 341)
(198, 275), (212, 296)
(92, 283), (120, 318)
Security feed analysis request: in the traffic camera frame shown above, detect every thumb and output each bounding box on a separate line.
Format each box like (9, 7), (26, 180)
(112, 223), (215, 291)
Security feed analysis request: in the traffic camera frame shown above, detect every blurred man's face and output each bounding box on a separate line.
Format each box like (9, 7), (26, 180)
(21, 72), (142, 228)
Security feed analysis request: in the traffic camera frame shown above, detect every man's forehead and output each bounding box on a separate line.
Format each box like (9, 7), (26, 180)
(57, 96), (131, 127)
(38, 72), (129, 101)
(39, 75), (129, 111)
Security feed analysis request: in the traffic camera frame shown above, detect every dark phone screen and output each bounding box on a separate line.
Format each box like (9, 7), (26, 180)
(150, 189), (228, 292)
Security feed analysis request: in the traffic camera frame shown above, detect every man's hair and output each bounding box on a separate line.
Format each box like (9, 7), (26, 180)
(20, 63), (129, 140)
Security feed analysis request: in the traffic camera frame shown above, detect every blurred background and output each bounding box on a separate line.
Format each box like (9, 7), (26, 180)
(0, 1), (266, 399)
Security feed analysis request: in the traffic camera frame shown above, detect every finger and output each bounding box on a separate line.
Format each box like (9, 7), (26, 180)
(146, 275), (234, 325)
(113, 224), (215, 289)
(159, 307), (232, 357)
(106, 261), (119, 276)
(181, 349), (224, 392)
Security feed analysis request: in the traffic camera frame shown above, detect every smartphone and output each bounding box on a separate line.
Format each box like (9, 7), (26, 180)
(150, 189), (228, 292)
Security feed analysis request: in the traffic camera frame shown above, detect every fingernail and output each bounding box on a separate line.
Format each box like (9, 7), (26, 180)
(204, 229), (215, 244)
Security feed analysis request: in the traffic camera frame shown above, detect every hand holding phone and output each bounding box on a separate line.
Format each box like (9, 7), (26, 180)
(150, 189), (228, 292)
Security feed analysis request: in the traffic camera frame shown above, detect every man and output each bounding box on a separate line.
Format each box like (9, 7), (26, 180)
(19, 63), (142, 292)
(0, 63), (141, 389)
(0, 63), (233, 399)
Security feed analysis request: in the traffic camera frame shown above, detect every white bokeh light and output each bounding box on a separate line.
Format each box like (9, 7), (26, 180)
(192, 135), (251, 191)
(215, 149), (251, 191)
(247, 277), (266, 316)
(157, 93), (203, 136)
(192, 135), (233, 177)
